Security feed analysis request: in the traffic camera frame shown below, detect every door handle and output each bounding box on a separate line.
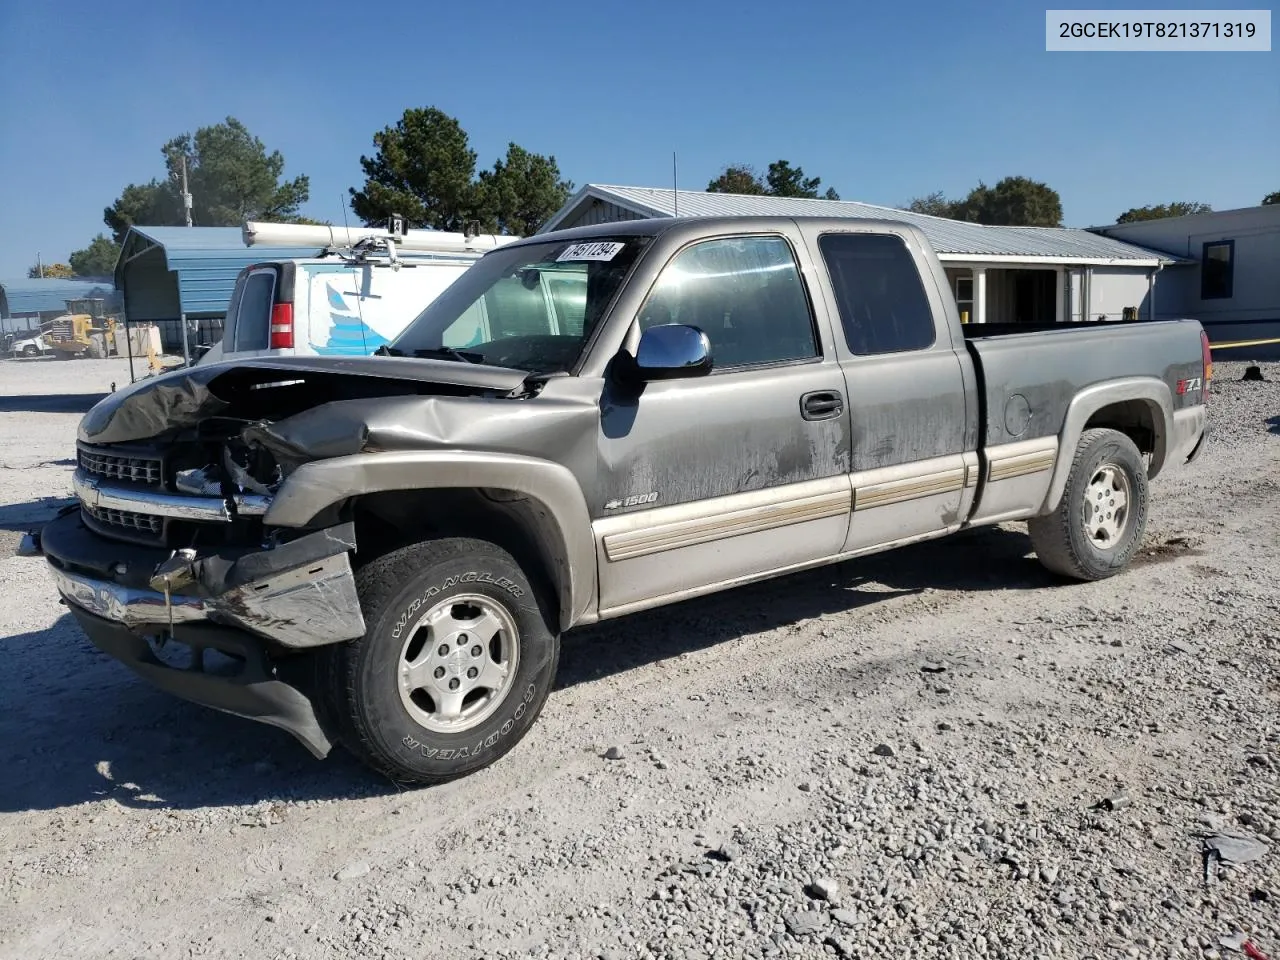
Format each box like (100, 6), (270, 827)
(800, 390), (844, 421)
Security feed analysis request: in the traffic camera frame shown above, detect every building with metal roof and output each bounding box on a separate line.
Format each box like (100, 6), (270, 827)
(115, 226), (321, 350)
(541, 185), (1192, 325)
(0, 278), (119, 337)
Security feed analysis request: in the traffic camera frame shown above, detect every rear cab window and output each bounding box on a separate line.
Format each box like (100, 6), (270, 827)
(818, 233), (936, 355)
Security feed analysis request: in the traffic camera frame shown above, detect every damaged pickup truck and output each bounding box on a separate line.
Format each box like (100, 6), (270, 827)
(25, 216), (1212, 783)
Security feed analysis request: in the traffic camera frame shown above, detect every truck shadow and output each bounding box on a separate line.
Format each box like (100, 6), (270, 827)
(0, 495), (76, 531)
(0, 393), (107, 414)
(0, 526), (1049, 814)
(556, 524), (1050, 689)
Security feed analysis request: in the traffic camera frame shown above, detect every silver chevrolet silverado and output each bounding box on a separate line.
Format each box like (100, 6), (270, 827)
(25, 217), (1212, 784)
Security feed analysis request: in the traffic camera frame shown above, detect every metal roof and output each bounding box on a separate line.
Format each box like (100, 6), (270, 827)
(116, 226), (323, 317)
(542, 185), (1186, 265)
(0, 278), (117, 317)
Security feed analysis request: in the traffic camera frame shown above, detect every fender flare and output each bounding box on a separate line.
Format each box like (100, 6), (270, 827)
(264, 450), (597, 630)
(1041, 377), (1174, 514)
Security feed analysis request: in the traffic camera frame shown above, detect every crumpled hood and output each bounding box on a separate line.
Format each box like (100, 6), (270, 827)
(78, 355), (530, 445)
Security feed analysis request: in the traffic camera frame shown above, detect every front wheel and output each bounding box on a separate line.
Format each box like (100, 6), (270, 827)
(1029, 428), (1149, 580)
(321, 538), (560, 784)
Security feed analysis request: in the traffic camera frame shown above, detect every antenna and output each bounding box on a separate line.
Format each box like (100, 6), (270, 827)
(672, 151), (679, 217)
(181, 155), (193, 227)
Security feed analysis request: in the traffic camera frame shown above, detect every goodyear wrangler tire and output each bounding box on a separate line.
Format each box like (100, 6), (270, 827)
(1028, 427), (1149, 581)
(322, 538), (559, 784)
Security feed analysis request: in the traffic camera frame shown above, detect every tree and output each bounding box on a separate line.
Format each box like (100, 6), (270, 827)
(476, 143), (573, 236)
(349, 108), (480, 231)
(103, 117), (310, 243)
(26, 262), (74, 279)
(905, 191), (955, 217)
(707, 160), (839, 199)
(1115, 201), (1212, 224)
(707, 165), (766, 194)
(951, 176), (1062, 227)
(350, 108), (571, 236)
(68, 234), (122, 278)
(1263, 191), (1280, 206)
(104, 181), (176, 244)
(765, 160), (839, 200)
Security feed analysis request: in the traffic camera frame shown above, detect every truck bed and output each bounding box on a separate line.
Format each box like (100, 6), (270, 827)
(962, 318), (1206, 450)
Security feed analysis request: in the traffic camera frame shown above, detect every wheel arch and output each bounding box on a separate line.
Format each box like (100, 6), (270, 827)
(1041, 378), (1173, 514)
(263, 451), (598, 631)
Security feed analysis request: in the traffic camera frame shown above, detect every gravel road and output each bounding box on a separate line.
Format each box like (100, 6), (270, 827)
(1, 357), (1277, 960)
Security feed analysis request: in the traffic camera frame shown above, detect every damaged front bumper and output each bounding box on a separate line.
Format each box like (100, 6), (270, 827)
(28, 511), (369, 757)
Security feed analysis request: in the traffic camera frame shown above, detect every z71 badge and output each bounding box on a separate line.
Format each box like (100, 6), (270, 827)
(604, 492), (659, 510)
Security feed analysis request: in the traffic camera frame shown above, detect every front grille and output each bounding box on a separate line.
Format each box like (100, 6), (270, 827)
(79, 448), (163, 486)
(81, 503), (163, 539)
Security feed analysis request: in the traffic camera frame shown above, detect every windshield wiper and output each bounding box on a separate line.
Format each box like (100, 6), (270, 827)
(412, 347), (486, 364)
(373, 345), (405, 356)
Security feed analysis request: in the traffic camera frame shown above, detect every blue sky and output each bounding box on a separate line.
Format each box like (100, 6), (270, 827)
(0, 0), (1275, 276)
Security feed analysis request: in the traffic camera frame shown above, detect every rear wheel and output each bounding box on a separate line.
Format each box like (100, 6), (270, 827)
(321, 538), (559, 784)
(1029, 428), (1149, 580)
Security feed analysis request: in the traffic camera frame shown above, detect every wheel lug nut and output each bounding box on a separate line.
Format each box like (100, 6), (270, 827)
(458, 633), (468, 643)
(448, 678), (460, 691)
(471, 645), (482, 657)
(467, 667), (479, 679)
(433, 666), (445, 679)
(437, 644), (449, 656)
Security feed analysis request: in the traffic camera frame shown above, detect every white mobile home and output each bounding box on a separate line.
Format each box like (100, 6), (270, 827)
(1092, 204), (1280, 345)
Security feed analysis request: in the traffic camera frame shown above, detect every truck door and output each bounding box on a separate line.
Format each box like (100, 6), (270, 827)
(809, 229), (977, 553)
(592, 231), (852, 616)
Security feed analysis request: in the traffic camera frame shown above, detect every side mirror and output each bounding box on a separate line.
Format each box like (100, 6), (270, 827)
(629, 323), (713, 381)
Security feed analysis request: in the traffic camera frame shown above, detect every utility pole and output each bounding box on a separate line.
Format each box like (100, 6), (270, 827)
(181, 155), (193, 228)
(179, 154), (193, 366)
(36, 252), (43, 278)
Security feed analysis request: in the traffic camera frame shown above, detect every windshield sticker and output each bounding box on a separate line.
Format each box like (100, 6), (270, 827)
(556, 241), (625, 262)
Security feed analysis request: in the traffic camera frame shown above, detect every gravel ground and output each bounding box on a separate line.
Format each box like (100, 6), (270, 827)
(0, 357), (1277, 960)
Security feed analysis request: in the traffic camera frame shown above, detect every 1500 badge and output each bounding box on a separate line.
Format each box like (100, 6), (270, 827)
(604, 492), (659, 510)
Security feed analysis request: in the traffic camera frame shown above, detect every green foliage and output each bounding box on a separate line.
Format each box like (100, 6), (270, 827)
(68, 234), (122, 278)
(954, 177), (1062, 227)
(27, 262), (74, 279)
(707, 160), (838, 200)
(905, 177), (1063, 227)
(102, 117), (310, 243)
(1262, 191), (1280, 206)
(104, 181), (175, 245)
(350, 108), (478, 231)
(476, 143), (574, 236)
(349, 108), (570, 236)
(1115, 201), (1212, 224)
(707, 165), (767, 195)
(905, 191), (954, 217)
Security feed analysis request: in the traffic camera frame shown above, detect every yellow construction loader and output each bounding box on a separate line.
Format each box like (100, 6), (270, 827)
(43, 312), (120, 360)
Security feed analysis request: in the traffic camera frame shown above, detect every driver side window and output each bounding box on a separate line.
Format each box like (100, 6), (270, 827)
(639, 235), (819, 369)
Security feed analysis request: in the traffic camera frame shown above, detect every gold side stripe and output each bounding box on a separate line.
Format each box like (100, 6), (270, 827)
(855, 468), (965, 510)
(602, 489), (849, 562)
(988, 450), (1056, 482)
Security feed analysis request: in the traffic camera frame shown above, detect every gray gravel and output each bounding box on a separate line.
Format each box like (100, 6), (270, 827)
(0, 358), (1277, 960)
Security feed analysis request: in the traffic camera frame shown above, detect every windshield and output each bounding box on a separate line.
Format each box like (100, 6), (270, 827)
(389, 235), (651, 374)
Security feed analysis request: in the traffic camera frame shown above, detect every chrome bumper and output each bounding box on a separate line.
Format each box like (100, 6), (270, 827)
(72, 469), (271, 521)
(50, 550), (366, 649)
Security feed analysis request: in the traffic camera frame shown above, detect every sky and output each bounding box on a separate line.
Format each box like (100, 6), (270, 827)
(0, 0), (1275, 277)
